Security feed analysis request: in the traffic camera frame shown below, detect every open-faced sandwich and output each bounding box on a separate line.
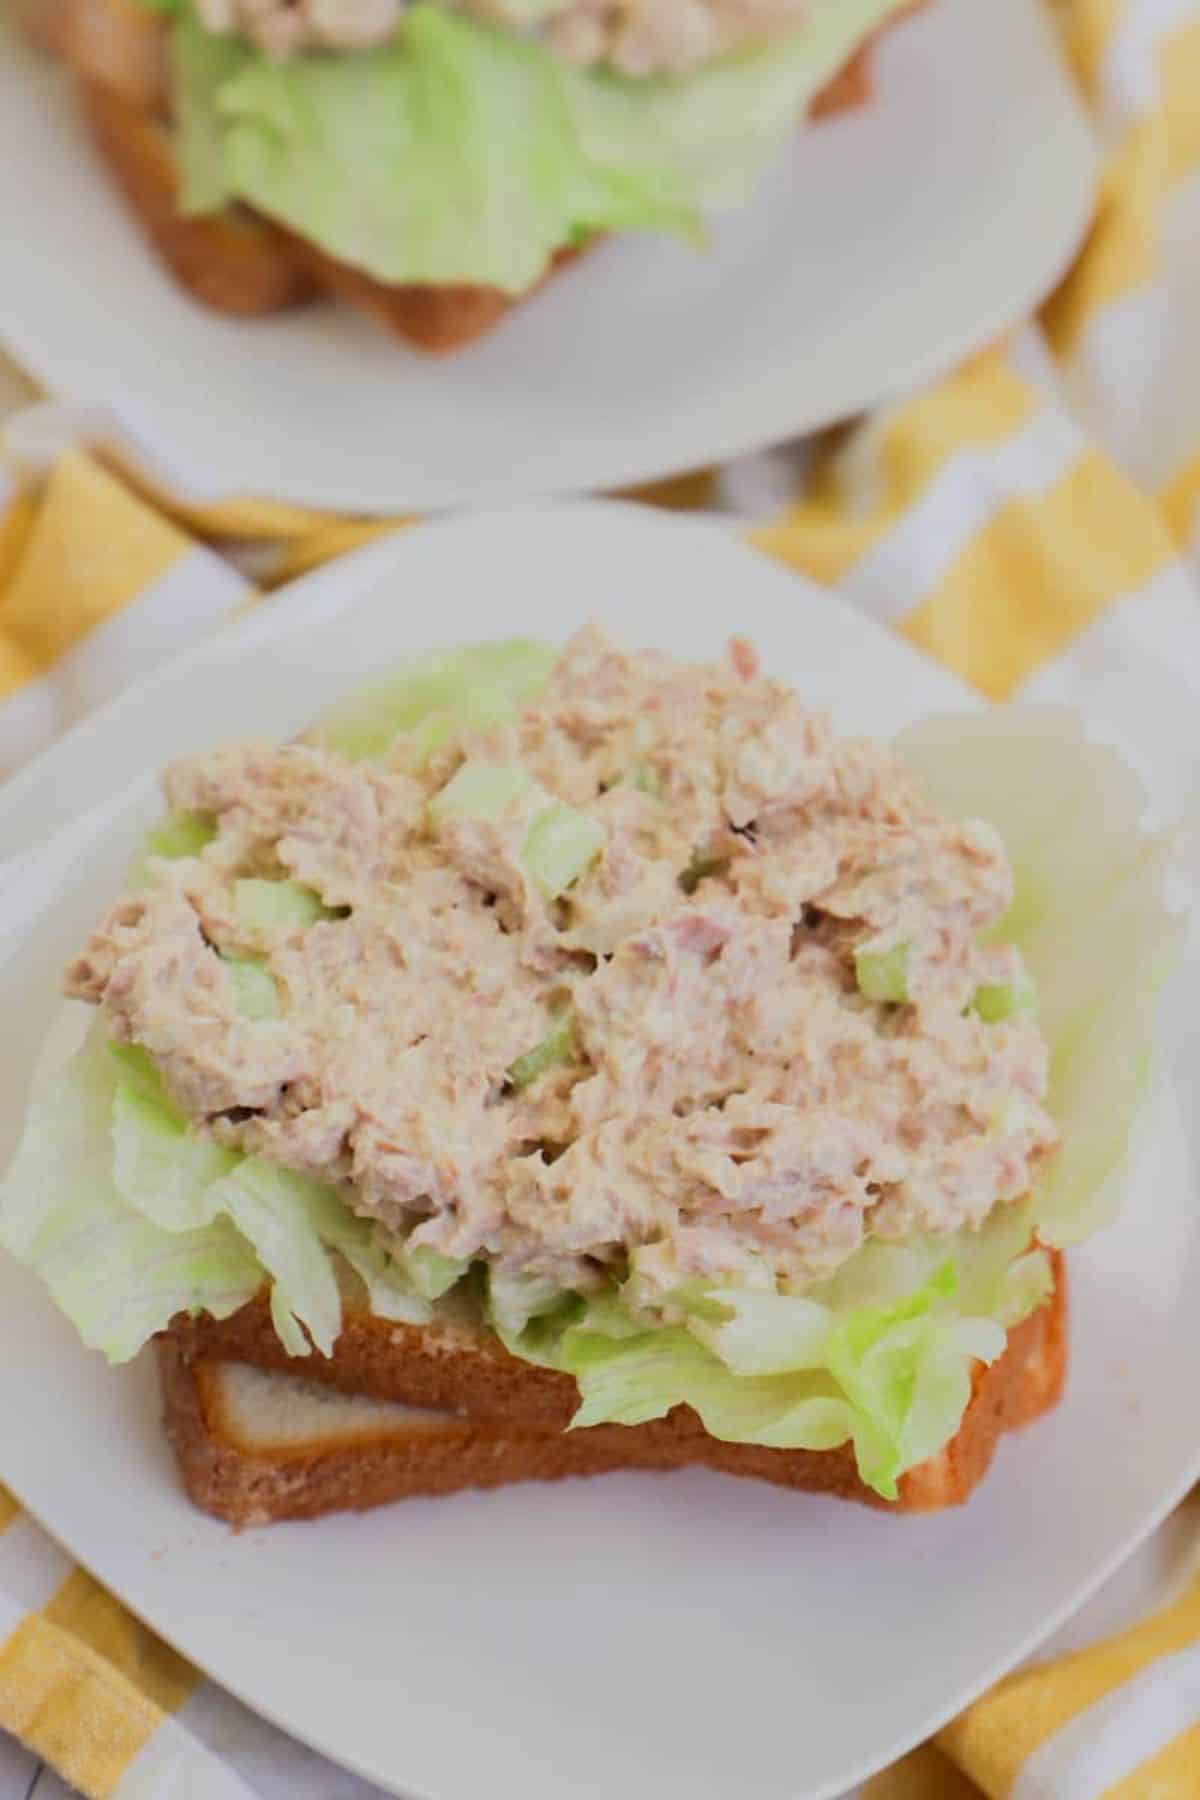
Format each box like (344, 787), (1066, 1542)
(34, 0), (920, 349)
(0, 627), (1179, 1524)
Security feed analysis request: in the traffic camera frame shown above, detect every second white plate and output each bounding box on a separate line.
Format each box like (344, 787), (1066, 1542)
(0, 505), (1196, 1800)
(0, 0), (1095, 512)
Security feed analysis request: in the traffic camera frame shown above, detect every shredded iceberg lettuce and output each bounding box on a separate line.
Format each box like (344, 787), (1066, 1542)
(0, 1032), (262, 1361)
(0, 696), (1182, 1499)
(0, 1032), (431, 1364)
(402, 1245), (470, 1302)
(493, 706), (1185, 1496)
(312, 640), (557, 762)
(896, 708), (1188, 1249)
(169, 0), (910, 294)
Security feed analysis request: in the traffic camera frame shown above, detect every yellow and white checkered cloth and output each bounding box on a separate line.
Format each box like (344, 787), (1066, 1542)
(1, 1), (1199, 1794)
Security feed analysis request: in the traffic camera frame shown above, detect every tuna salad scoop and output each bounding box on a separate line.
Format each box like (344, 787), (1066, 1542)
(3, 625), (1181, 1501)
(66, 625), (1057, 1309)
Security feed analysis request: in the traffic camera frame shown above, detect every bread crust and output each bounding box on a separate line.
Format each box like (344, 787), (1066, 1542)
(79, 82), (315, 316)
(278, 233), (590, 354)
(160, 1346), (666, 1526)
(57, 0), (890, 351)
(62, 0), (171, 111)
(159, 1252), (1066, 1524)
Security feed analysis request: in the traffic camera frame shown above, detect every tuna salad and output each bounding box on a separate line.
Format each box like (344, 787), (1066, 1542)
(66, 627), (1058, 1314)
(194, 0), (810, 73)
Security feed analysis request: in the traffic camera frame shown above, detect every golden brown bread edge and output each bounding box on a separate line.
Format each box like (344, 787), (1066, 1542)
(55, 0), (886, 352)
(158, 1251), (1066, 1525)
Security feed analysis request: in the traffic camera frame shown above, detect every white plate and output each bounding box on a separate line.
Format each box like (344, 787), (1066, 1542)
(0, 0), (1095, 513)
(1, 505), (1196, 1800)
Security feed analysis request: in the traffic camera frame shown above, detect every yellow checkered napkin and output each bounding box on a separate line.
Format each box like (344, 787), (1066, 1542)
(1, 0), (1199, 1794)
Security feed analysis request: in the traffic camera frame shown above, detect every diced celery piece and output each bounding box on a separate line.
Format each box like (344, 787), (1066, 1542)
(224, 956), (282, 1021)
(679, 853), (726, 896)
(236, 878), (330, 931)
(144, 810), (217, 860)
(430, 762), (605, 900)
(508, 1011), (576, 1091)
(631, 765), (663, 798)
(428, 762), (539, 825)
(131, 810), (217, 883)
(523, 803), (605, 900)
(972, 972), (1038, 1023)
(855, 942), (910, 1003)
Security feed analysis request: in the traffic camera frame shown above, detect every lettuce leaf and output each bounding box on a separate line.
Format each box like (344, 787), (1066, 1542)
(895, 708), (1189, 1248)
(0, 1028), (429, 1364)
(498, 1263), (1005, 1501)
(402, 1244), (470, 1302)
(312, 639), (557, 762)
(487, 1266), (572, 1340)
(0, 704), (1181, 1496)
(171, 0), (909, 294)
(499, 707), (1184, 1496)
(0, 1031), (262, 1361)
(112, 1059), (434, 1350)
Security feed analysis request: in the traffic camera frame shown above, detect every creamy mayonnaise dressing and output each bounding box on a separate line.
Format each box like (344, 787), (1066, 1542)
(66, 627), (1056, 1302)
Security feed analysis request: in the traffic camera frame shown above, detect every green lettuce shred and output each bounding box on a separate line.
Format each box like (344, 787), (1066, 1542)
(0, 1029), (430, 1364)
(312, 640), (557, 762)
(402, 1245), (470, 1301)
(0, 700), (1182, 1498)
(169, 0), (910, 294)
(0, 1032), (262, 1361)
(494, 708), (1183, 1496)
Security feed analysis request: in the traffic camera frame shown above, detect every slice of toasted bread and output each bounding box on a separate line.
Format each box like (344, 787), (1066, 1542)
(158, 1252), (1066, 1524)
(55, 0), (889, 351)
(159, 1347), (665, 1526)
(15, 0), (74, 55)
(808, 41), (871, 119)
(279, 233), (590, 355)
(61, 0), (171, 111)
(79, 81), (315, 317)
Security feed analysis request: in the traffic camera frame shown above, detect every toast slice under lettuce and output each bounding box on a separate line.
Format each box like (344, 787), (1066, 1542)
(48, 0), (883, 351)
(158, 1252), (1065, 1526)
